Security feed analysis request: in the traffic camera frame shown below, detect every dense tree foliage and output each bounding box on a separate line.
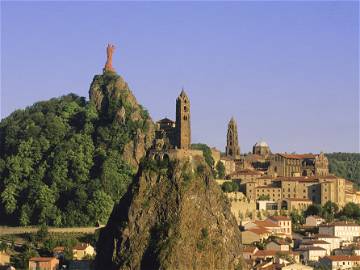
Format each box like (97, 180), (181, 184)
(303, 201), (360, 222)
(257, 194), (270, 201)
(326, 153), (360, 184)
(191, 143), (214, 168)
(304, 201), (341, 222)
(221, 181), (240, 193)
(216, 161), (226, 178)
(0, 89), (149, 226)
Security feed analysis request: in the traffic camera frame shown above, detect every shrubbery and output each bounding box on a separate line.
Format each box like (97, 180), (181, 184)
(221, 181), (240, 193)
(0, 88), (150, 226)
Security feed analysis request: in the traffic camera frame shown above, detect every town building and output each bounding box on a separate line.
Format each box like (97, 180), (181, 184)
(305, 215), (325, 227)
(253, 141), (271, 157)
(72, 243), (95, 260)
(281, 263), (313, 270)
(241, 227), (271, 245)
(316, 234), (341, 252)
(297, 246), (327, 262)
(299, 239), (331, 255)
(320, 255), (360, 270)
(268, 216), (292, 236)
(28, 257), (59, 270)
(240, 246), (258, 260)
(0, 252), (10, 266)
(0, 251), (10, 265)
(265, 239), (290, 251)
(269, 153), (329, 177)
(319, 222), (360, 242)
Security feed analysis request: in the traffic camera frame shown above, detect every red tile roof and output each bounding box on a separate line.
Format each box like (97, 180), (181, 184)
(230, 169), (262, 176)
(278, 176), (319, 183)
(157, 118), (174, 124)
(29, 257), (58, 262)
(247, 227), (271, 235)
(320, 221), (360, 227)
(255, 250), (296, 257)
(240, 246), (258, 253)
(325, 255), (360, 262)
(73, 243), (90, 251)
(269, 216), (291, 221)
(297, 246), (326, 251)
(316, 234), (340, 239)
(254, 220), (281, 228)
(278, 153), (316, 159)
(301, 240), (330, 245)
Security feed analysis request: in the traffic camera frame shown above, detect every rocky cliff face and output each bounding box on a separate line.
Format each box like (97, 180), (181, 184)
(95, 156), (245, 270)
(89, 71), (155, 168)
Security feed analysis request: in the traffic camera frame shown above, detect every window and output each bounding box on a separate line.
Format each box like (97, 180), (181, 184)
(184, 116), (188, 120)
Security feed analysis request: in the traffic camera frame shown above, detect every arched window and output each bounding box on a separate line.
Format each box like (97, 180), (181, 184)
(184, 115), (188, 120)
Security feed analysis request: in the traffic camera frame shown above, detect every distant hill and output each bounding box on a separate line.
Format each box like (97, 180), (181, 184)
(326, 152), (360, 185)
(0, 71), (155, 226)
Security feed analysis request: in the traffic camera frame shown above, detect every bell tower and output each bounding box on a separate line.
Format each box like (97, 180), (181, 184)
(176, 89), (191, 149)
(226, 117), (240, 159)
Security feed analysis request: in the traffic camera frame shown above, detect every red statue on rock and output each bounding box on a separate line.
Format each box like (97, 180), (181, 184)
(104, 44), (116, 72)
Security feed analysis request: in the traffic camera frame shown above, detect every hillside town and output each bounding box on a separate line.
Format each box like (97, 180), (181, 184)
(1, 44), (359, 270)
(207, 120), (360, 269)
(150, 66), (360, 269)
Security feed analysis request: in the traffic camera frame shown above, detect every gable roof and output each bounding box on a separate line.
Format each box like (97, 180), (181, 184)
(278, 153), (316, 159)
(325, 255), (360, 262)
(254, 220), (281, 228)
(29, 257), (57, 262)
(247, 227), (271, 235)
(157, 118), (174, 124)
(73, 243), (91, 251)
(268, 216), (291, 221)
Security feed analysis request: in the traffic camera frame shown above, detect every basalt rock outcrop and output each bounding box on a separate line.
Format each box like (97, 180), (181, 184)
(89, 71), (155, 168)
(95, 156), (245, 270)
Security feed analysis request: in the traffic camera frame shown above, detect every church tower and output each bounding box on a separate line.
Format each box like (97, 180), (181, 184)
(176, 90), (191, 149)
(226, 117), (240, 159)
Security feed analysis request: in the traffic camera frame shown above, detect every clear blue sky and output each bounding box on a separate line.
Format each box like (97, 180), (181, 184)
(1, 1), (359, 153)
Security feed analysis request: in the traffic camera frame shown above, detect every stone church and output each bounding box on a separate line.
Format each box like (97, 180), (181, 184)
(221, 117), (329, 178)
(151, 89), (202, 160)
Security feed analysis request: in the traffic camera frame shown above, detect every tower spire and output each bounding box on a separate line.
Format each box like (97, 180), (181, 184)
(225, 117), (240, 159)
(176, 89), (191, 149)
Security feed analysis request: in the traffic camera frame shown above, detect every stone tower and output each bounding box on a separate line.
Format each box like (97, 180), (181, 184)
(176, 90), (191, 149)
(226, 117), (240, 159)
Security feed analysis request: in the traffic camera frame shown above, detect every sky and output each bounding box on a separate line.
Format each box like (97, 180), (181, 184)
(1, 1), (359, 153)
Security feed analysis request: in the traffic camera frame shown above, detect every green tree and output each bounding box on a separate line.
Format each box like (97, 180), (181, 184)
(88, 190), (114, 225)
(339, 202), (360, 220)
(258, 194), (270, 201)
(290, 210), (305, 230)
(216, 161), (226, 179)
(221, 181), (239, 193)
(322, 201), (339, 222)
(191, 143), (215, 168)
(304, 204), (323, 217)
(326, 153), (360, 183)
